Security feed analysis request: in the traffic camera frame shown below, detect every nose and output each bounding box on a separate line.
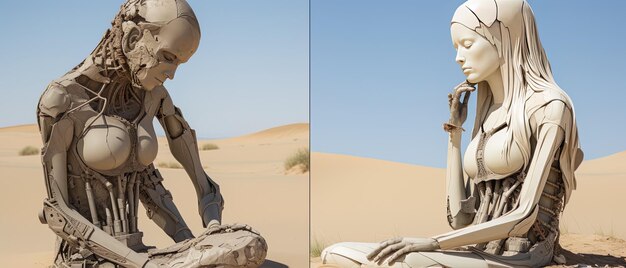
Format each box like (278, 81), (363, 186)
(163, 64), (178, 80)
(455, 49), (465, 65)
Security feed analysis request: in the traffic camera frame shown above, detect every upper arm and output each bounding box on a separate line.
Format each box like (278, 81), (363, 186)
(155, 87), (176, 119)
(509, 100), (569, 234)
(38, 84), (71, 142)
(37, 84), (75, 201)
(156, 87), (186, 139)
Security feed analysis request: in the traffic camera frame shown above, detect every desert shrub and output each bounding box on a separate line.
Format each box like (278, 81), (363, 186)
(200, 143), (219, 150)
(19, 146), (39, 156)
(284, 147), (309, 172)
(157, 161), (183, 169)
(310, 237), (326, 257)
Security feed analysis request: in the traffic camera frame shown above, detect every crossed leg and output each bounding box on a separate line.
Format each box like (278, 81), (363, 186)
(322, 242), (498, 268)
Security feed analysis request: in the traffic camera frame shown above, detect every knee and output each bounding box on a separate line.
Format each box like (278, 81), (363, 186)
(321, 243), (363, 268)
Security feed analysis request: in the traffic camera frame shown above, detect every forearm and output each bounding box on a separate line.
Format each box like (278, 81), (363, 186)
(445, 131), (473, 228)
(433, 207), (533, 249)
(167, 123), (212, 197)
(42, 182), (151, 268)
(158, 96), (223, 226)
(166, 124), (223, 226)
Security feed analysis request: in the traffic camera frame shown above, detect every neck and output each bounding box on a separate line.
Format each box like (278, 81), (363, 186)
(75, 53), (133, 88)
(484, 68), (504, 105)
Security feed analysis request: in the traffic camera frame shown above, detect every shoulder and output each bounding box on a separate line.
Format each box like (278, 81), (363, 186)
(150, 85), (177, 117)
(149, 85), (171, 101)
(38, 83), (71, 118)
(526, 89), (573, 133)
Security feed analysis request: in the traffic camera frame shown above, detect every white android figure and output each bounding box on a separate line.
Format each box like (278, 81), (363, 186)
(322, 0), (583, 267)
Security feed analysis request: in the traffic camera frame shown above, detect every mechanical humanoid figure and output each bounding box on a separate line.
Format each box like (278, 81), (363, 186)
(37, 1), (266, 267)
(322, 0), (583, 267)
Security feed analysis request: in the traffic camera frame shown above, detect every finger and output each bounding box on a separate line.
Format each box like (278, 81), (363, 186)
(462, 90), (472, 105)
(388, 245), (418, 264)
(455, 86), (475, 96)
(373, 242), (406, 263)
(248, 226), (261, 234)
(453, 87), (475, 107)
(205, 227), (219, 235)
(452, 87), (472, 108)
(231, 224), (253, 233)
(366, 238), (401, 260)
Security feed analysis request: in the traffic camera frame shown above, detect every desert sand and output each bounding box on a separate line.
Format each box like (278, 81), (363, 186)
(311, 151), (626, 267)
(0, 123), (309, 267)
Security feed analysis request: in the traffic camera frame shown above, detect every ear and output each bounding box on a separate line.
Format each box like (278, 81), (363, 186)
(121, 21), (142, 54)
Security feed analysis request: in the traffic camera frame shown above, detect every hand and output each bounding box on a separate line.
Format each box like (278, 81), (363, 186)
(202, 220), (260, 236)
(148, 221), (267, 268)
(366, 237), (440, 265)
(447, 81), (476, 128)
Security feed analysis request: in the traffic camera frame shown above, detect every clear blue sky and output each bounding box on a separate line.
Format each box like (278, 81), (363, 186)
(0, 0), (308, 139)
(311, 0), (626, 167)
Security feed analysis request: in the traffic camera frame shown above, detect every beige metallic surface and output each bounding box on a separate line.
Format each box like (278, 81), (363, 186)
(36, 0), (266, 267)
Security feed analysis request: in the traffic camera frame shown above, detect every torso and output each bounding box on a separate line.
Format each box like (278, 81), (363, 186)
(463, 105), (525, 182)
(463, 91), (572, 259)
(51, 75), (166, 178)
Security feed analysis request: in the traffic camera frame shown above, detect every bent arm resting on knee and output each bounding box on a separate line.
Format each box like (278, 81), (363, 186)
(157, 89), (223, 227)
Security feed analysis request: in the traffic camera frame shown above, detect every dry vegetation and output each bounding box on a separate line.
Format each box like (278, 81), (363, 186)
(285, 147), (309, 173)
(157, 161), (183, 169)
(18, 146), (39, 156)
(310, 237), (326, 258)
(200, 143), (219, 151)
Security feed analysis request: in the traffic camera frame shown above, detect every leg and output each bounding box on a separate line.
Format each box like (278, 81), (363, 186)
(322, 242), (494, 268)
(139, 166), (195, 242)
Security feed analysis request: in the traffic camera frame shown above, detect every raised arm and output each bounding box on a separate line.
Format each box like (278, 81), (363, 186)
(156, 89), (224, 227)
(445, 82), (476, 229)
(434, 100), (569, 249)
(37, 86), (153, 268)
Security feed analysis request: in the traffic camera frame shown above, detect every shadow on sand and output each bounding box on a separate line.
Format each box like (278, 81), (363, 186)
(261, 259), (289, 268)
(562, 249), (626, 266)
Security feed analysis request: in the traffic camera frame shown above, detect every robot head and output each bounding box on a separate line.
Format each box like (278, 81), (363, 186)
(449, 0), (550, 89)
(112, 0), (201, 90)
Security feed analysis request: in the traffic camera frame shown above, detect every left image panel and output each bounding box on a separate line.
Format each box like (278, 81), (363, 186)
(0, 1), (309, 267)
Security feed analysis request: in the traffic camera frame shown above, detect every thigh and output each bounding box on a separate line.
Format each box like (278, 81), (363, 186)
(323, 242), (494, 268)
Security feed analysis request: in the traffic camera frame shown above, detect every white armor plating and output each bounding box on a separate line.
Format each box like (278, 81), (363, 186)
(322, 0), (582, 267)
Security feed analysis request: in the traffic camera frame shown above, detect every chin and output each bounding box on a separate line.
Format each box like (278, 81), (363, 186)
(465, 74), (482, 84)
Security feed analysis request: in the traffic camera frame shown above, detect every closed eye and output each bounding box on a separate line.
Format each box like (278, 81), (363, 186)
(463, 40), (473, 48)
(161, 51), (177, 62)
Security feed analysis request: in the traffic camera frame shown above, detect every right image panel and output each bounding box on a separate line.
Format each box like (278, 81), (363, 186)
(311, 1), (626, 267)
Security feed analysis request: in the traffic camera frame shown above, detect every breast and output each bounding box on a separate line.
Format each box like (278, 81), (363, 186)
(483, 130), (524, 175)
(136, 117), (158, 166)
(464, 129), (525, 180)
(77, 116), (131, 172)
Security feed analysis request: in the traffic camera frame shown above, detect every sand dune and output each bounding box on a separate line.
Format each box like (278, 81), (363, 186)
(233, 123), (309, 141)
(311, 151), (626, 267)
(0, 123), (309, 267)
